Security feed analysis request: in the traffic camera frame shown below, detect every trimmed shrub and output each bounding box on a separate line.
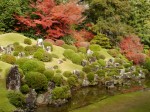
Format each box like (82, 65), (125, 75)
(97, 59), (106, 67)
(7, 91), (25, 107)
(123, 63), (132, 68)
(67, 77), (77, 87)
(63, 71), (73, 78)
(82, 66), (91, 73)
(87, 72), (95, 82)
(13, 51), (19, 56)
(78, 47), (87, 54)
(41, 52), (52, 62)
(55, 69), (62, 73)
(63, 49), (75, 59)
(89, 44), (101, 51)
(22, 60), (45, 74)
(99, 54), (106, 59)
(24, 46), (35, 55)
(25, 72), (48, 92)
(13, 42), (19, 46)
(62, 44), (77, 52)
(14, 45), (24, 52)
(44, 69), (54, 81)
(96, 70), (105, 77)
(15, 58), (29, 69)
(52, 86), (71, 100)
(115, 58), (124, 64)
(33, 51), (43, 61)
(53, 65), (59, 69)
(52, 74), (63, 86)
(55, 40), (65, 46)
(71, 53), (82, 65)
(43, 41), (53, 51)
(24, 38), (32, 45)
(1, 54), (16, 64)
(20, 84), (30, 94)
(36, 48), (45, 53)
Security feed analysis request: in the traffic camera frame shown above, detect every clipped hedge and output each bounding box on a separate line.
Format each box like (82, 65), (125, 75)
(89, 44), (101, 51)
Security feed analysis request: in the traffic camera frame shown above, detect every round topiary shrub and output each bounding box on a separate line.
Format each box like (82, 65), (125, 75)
(55, 69), (62, 73)
(43, 41), (53, 51)
(96, 70), (105, 77)
(36, 48), (45, 53)
(71, 53), (82, 65)
(63, 49), (75, 59)
(15, 58), (29, 69)
(41, 52), (52, 62)
(13, 42), (19, 47)
(13, 51), (19, 56)
(62, 44), (77, 52)
(87, 72), (95, 82)
(1, 54), (16, 64)
(33, 51), (43, 61)
(52, 86), (71, 100)
(89, 44), (101, 51)
(24, 38), (32, 45)
(123, 63), (132, 68)
(78, 47), (87, 54)
(25, 72), (48, 92)
(67, 76), (77, 87)
(97, 59), (106, 67)
(115, 58), (124, 64)
(7, 91), (25, 107)
(24, 46), (35, 55)
(82, 66), (91, 73)
(53, 65), (59, 69)
(14, 45), (24, 52)
(44, 69), (54, 81)
(52, 73), (63, 86)
(107, 49), (119, 58)
(63, 71), (73, 78)
(20, 84), (30, 94)
(22, 60), (45, 74)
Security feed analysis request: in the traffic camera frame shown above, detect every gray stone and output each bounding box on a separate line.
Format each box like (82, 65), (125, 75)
(6, 65), (21, 91)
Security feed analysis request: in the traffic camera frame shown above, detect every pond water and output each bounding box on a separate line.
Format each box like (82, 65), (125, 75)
(36, 79), (149, 112)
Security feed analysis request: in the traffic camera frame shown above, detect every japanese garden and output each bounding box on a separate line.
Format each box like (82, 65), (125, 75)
(0, 0), (150, 112)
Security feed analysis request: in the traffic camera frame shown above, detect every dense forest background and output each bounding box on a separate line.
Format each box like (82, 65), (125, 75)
(0, 0), (150, 48)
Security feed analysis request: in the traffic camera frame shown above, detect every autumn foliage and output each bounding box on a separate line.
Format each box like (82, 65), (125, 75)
(120, 35), (145, 64)
(14, 0), (85, 40)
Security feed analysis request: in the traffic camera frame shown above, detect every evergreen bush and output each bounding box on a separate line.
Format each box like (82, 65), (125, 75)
(25, 72), (48, 92)
(20, 84), (30, 94)
(1, 54), (16, 64)
(89, 44), (101, 51)
(44, 69), (54, 81)
(24, 38), (32, 45)
(7, 91), (25, 107)
(87, 72), (95, 82)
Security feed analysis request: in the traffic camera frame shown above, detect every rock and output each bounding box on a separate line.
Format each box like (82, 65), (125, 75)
(81, 59), (88, 66)
(25, 89), (37, 112)
(6, 65), (21, 91)
(105, 81), (115, 89)
(82, 77), (90, 87)
(51, 99), (68, 107)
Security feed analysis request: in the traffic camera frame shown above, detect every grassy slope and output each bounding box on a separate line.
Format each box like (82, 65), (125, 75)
(0, 33), (36, 46)
(71, 91), (150, 112)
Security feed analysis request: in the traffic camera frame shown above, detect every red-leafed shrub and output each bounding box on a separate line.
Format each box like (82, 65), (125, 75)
(120, 35), (145, 64)
(14, 0), (85, 40)
(55, 40), (65, 46)
(75, 42), (90, 49)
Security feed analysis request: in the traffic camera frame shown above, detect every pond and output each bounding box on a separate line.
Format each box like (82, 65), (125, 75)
(35, 79), (149, 112)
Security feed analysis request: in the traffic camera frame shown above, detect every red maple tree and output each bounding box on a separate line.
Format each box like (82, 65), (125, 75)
(14, 0), (85, 40)
(120, 35), (145, 64)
